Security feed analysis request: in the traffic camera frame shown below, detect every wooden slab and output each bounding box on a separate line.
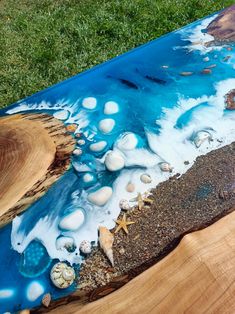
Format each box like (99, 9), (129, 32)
(51, 207), (235, 314)
(0, 113), (75, 227)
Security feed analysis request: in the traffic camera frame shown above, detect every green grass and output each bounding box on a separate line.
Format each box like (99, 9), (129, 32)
(0, 0), (234, 108)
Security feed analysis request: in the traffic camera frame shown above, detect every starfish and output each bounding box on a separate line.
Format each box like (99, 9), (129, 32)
(115, 213), (135, 234)
(131, 193), (153, 210)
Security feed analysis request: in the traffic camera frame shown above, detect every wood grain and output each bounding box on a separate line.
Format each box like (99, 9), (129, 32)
(0, 113), (75, 227)
(51, 207), (235, 314)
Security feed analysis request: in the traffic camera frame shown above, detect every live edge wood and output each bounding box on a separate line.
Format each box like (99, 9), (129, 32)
(48, 207), (235, 314)
(0, 113), (75, 227)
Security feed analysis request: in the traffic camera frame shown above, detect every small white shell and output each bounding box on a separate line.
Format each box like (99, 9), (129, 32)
(159, 162), (173, 172)
(119, 199), (130, 211)
(79, 240), (92, 254)
(77, 139), (86, 146)
(140, 173), (152, 184)
(50, 263), (75, 289)
(73, 148), (83, 156)
(126, 182), (135, 193)
(193, 130), (212, 148)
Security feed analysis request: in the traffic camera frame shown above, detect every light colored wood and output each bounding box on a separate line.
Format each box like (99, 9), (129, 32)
(52, 208), (235, 314)
(0, 113), (75, 226)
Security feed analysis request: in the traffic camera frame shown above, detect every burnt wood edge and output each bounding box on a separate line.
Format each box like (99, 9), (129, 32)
(32, 204), (235, 313)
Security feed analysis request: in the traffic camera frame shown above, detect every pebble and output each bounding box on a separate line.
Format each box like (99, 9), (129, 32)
(140, 173), (152, 184)
(201, 68), (212, 74)
(98, 119), (115, 134)
(226, 47), (233, 51)
(180, 71), (193, 76)
(119, 247), (125, 255)
(161, 65), (169, 69)
(89, 141), (107, 152)
(104, 101), (119, 115)
(79, 240), (92, 254)
(126, 182), (135, 193)
(77, 139), (85, 146)
(59, 209), (85, 231)
(87, 186), (113, 206)
(82, 97), (97, 109)
(26, 281), (44, 302)
(203, 56), (210, 62)
(119, 199), (130, 211)
(53, 109), (69, 121)
(73, 148), (82, 156)
(83, 173), (95, 183)
(115, 132), (138, 151)
(105, 151), (125, 171)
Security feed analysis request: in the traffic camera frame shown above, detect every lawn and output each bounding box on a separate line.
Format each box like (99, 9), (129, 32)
(0, 0), (234, 108)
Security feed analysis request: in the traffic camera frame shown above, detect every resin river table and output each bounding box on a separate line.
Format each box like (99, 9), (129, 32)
(0, 4), (234, 313)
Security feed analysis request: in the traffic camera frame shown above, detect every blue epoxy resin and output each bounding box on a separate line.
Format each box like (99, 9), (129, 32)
(0, 7), (235, 312)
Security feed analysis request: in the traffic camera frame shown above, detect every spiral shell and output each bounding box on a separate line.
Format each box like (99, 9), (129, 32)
(193, 130), (212, 148)
(159, 162), (173, 172)
(50, 262), (75, 289)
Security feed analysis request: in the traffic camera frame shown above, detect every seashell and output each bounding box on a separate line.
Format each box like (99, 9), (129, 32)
(119, 199), (130, 211)
(79, 240), (92, 255)
(66, 123), (78, 133)
(19, 310), (30, 314)
(126, 182), (135, 193)
(77, 139), (86, 146)
(26, 281), (44, 302)
(73, 148), (82, 156)
(99, 226), (114, 267)
(42, 293), (51, 308)
(159, 162), (173, 172)
(50, 262), (75, 289)
(140, 173), (152, 184)
(193, 130), (212, 148)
